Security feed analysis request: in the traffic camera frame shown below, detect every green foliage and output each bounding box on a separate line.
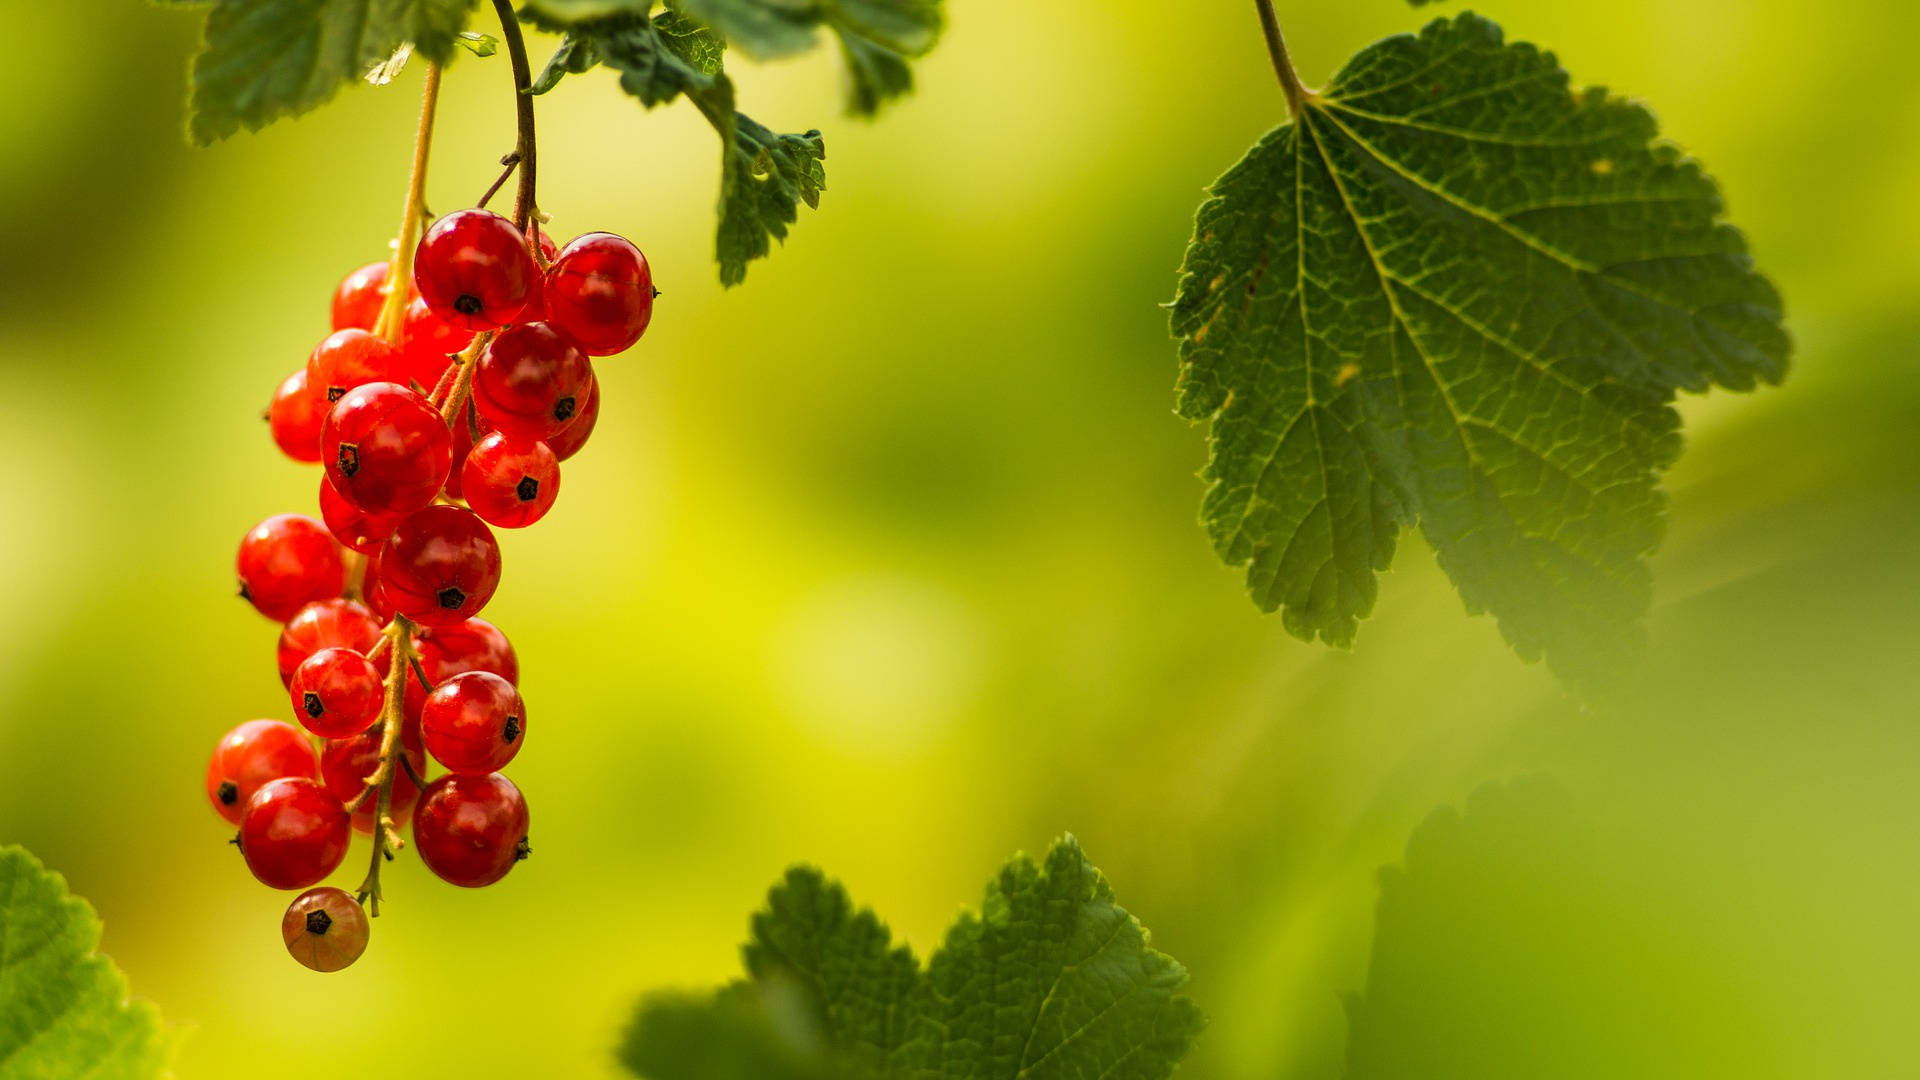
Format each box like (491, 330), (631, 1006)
(184, 0), (477, 144)
(0, 846), (172, 1079)
(1169, 13), (1788, 691)
(620, 837), (1204, 1079)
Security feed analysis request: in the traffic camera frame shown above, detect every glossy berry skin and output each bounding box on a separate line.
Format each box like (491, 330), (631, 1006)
(331, 261), (389, 331)
(277, 598), (382, 686)
(417, 617), (518, 686)
(544, 233), (654, 355)
(473, 323), (592, 443)
(205, 720), (320, 826)
(320, 724), (426, 834)
(308, 328), (402, 405)
(239, 777), (351, 890)
(514, 229), (562, 322)
(413, 210), (536, 331)
(422, 672), (525, 775)
(442, 401), (485, 502)
(543, 374), (599, 462)
(282, 887), (369, 972)
(268, 368), (325, 463)
(400, 294), (475, 388)
(322, 382), (452, 515)
(237, 515), (345, 622)
(413, 772), (529, 887)
(361, 552), (397, 624)
(462, 433), (559, 529)
(379, 506), (502, 628)
(290, 647), (384, 738)
(318, 476), (402, 555)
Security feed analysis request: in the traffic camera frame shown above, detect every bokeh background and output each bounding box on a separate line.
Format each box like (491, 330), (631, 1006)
(3, 0), (1918, 1076)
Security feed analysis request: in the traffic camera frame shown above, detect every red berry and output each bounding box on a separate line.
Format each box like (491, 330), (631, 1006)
(290, 647), (384, 738)
(322, 382), (452, 515)
(542, 374), (599, 462)
(473, 323), (592, 442)
(442, 400), (487, 501)
(319, 724), (426, 834)
(544, 233), (654, 355)
(318, 475), (403, 555)
(239, 777), (351, 890)
(308, 328), (402, 405)
(414, 210), (536, 331)
(205, 720), (320, 826)
(331, 261), (390, 331)
(379, 506), (502, 628)
(400, 294), (475, 388)
(362, 550), (397, 624)
(516, 230), (562, 322)
(462, 432), (559, 529)
(268, 368), (325, 464)
(237, 514), (345, 621)
(413, 773), (529, 887)
(417, 617), (518, 686)
(422, 672), (525, 775)
(282, 887), (369, 972)
(277, 598), (383, 686)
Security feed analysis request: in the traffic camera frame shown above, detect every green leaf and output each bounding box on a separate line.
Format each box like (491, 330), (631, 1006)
(455, 30), (498, 56)
(704, 99), (827, 287)
(669, 0), (819, 59)
(620, 836), (1205, 1079)
(184, 0), (477, 144)
(1168, 13), (1788, 691)
(659, 0), (939, 114)
(0, 845), (172, 1079)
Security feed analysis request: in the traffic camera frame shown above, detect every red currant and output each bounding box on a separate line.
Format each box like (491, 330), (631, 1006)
(362, 550), (397, 624)
(417, 617), (518, 686)
(543, 374), (599, 462)
(474, 322), (592, 443)
(413, 210), (536, 331)
(205, 719), (320, 826)
(321, 381), (452, 515)
(400, 294), (475, 388)
(442, 400), (486, 502)
(462, 432), (559, 529)
(282, 887), (369, 972)
(268, 368), (325, 464)
(413, 772), (529, 887)
(237, 514), (345, 622)
(422, 672), (525, 775)
(379, 506), (502, 628)
(319, 723), (426, 834)
(290, 647), (384, 738)
(331, 261), (390, 331)
(544, 233), (654, 355)
(515, 229), (562, 322)
(277, 598), (382, 686)
(239, 777), (351, 890)
(308, 328), (403, 405)
(318, 475), (403, 555)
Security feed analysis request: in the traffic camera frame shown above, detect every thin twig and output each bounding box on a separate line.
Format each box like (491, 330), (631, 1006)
(372, 64), (443, 343)
(490, 0), (539, 235)
(476, 152), (521, 210)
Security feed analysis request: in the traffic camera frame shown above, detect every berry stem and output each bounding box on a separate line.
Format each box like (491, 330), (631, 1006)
(1252, 0), (1311, 119)
(491, 0), (539, 236)
(436, 332), (492, 430)
(372, 62), (444, 344)
(351, 615), (416, 916)
(476, 151), (521, 211)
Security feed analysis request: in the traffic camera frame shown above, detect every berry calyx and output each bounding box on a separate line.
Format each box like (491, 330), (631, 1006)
(308, 328), (403, 405)
(321, 381), (453, 515)
(331, 261), (390, 332)
(320, 724), (426, 835)
(267, 368), (325, 463)
(237, 515), (345, 622)
(416, 617), (518, 686)
(473, 322), (592, 442)
(413, 210), (536, 331)
(277, 598), (383, 687)
(205, 719), (320, 826)
(462, 432), (559, 529)
(543, 374), (599, 462)
(413, 772), (529, 888)
(543, 232), (655, 356)
(290, 647), (384, 738)
(379, 506), (502, 627)
(282, 887), (369, 972)
(422, 672), (526, 775)
(239, 777), (352, 890)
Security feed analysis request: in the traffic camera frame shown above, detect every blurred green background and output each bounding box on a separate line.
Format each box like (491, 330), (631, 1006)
(3, 1), (1917, 1076)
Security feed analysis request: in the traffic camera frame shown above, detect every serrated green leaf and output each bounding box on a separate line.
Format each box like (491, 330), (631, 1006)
(621, 837), (1204, 1080)
(707, 105), (826, 287)
(0, 846), (173, 1079)
(185, 0), (476, 144)
(660, 0), (938, 114)
(828, 21), (914, 116)
(1168, 13), (1788, 692)
(669, 0), (819, 59)
(531, 33), (600, 94)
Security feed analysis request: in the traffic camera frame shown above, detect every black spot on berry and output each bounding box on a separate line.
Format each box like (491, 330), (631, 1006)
(237, 580), (251, 601)
(326, 386), (346, 403)
(218, 780), (239, 805)
(553, 396), (577, 423)
(303, 692), (325, 719)
(514, 836), (532, 861)
(454, 294), (483, 315)
(437, 587), (466, 610)
(338, 443), (360, 477)
(515, 476), (538, 502)
(306, 909), (333, 936)
(503, 715), (521, 743)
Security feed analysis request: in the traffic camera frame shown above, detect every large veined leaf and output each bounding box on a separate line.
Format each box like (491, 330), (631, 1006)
(1169, 13), (1788, 691)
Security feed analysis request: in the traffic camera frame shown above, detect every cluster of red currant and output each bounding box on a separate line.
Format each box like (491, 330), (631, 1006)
(206, 205), (654, 972)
